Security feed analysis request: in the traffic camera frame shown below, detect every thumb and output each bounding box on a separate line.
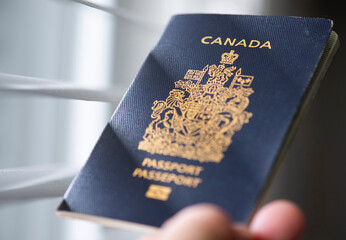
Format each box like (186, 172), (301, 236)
(250, 200), (306, 240)
(139, 203), (252, 240)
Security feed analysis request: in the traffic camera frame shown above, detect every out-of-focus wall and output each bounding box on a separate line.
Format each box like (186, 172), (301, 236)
(263, 0), (346, 239)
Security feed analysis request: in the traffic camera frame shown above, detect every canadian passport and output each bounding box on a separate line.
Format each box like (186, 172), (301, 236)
(57, 14), (339, 232)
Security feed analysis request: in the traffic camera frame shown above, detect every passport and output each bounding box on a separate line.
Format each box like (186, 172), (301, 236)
(57, 14), (339, 232)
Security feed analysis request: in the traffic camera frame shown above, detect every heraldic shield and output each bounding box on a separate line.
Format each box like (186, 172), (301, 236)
(138, 50), (255, 163)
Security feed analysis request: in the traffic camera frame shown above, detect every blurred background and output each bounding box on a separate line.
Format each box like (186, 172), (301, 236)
(0, 0), (345, 239)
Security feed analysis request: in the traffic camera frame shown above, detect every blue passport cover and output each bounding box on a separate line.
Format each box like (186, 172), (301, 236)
(57, 14), (337, 229)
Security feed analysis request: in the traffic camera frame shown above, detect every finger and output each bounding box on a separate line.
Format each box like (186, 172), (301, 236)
(137, 233), (160, 240)
(232, 224), (253, 240)
(160, 203), (234, 240)
(250, 200), (306, 240)
(156, 203), (240, 240)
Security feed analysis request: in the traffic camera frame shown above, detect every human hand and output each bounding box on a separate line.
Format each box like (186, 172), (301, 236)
(139, 200), (305, 240)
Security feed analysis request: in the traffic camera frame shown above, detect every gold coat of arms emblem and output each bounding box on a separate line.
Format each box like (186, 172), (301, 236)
(138, 50), (254, 163)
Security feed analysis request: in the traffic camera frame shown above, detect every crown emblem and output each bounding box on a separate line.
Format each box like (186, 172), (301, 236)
(220, 50), (239, 65)
(138, 50), (254, 163)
